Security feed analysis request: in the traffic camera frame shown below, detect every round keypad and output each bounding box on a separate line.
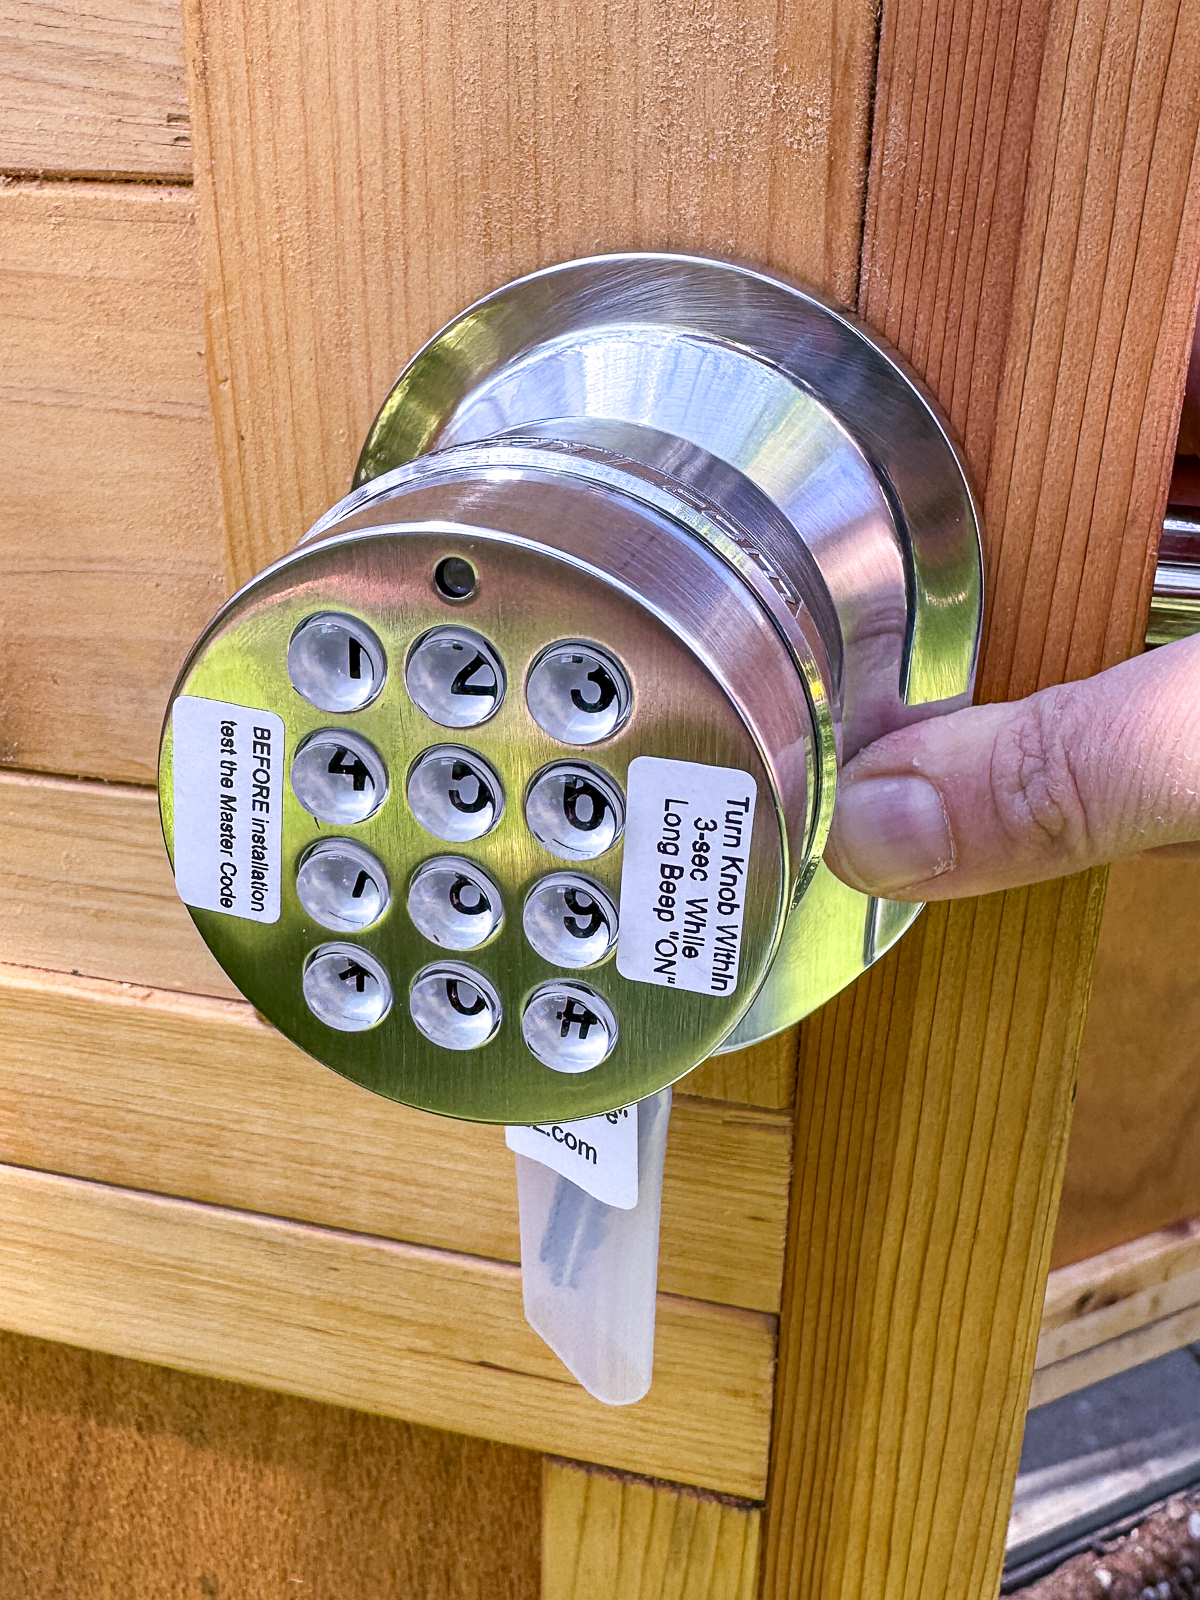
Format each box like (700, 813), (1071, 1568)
(526, 642), (630, 744)
(297, 839), (390, 932)
(525, 762), (624, 861)
(291, 730), (388, 824)
(410, 962), (502, 1049)
(522, 981), (617, 1072)
(407, 746), (503, 842)
(408, 857), (503, 950)
(288, 613), (385, 712)
(406, 626), (506, 728)
(523, 873), (617, 967)
(303, 943), (392, 1030)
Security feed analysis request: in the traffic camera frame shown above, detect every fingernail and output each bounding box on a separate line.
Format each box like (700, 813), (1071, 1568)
(828, 774), (954, 894)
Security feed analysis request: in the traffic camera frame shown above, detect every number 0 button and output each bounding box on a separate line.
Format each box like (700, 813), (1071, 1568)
(522, 981), (617, 1072)
(291, 730), (388, 824)
(407, 747), (503, 842)
(406, 627), (505, 728)
(288, 613), (384, 713)
(303, 943), (392, 1031)
(410, 962), (502, 1049)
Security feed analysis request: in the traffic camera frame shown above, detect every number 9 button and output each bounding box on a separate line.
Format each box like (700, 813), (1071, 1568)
(523, 873), (617, 967)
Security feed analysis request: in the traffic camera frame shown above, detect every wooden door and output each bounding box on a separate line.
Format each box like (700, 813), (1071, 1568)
(1, 0), (1198, 1595)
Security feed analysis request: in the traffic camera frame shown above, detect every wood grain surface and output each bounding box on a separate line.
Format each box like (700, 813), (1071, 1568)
(0, 769), (237, 996)
(1055, 855), (1200, 1266)
(182, 0), (880, 584)
(0, 1328), (540, 1600)
(0, 1162), (774, 1497)
(0, 0), (190, 179)
(0, 182), (226, 785)
(543, 1459), (760, 1600)
(0, 962), (790, 1314)
(1032, 1301), (1200, 1410)
(761, 1), (1200, 1598)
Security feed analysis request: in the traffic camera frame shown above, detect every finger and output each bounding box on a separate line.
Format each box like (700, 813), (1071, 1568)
(824, 634), (1200, 900)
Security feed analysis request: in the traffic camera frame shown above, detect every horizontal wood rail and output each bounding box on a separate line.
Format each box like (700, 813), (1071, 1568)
(0, 960), (791, 1315)
(0, 1162), (774, 1496)
(1034, 1219), (1200, 1408)
(0, 765), (797, 1109)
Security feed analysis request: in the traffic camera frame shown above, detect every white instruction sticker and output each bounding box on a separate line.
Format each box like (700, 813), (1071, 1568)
(616, 755), (757, 996)
(172, 696), (285, 923)
(506, 1106), (638, 1209)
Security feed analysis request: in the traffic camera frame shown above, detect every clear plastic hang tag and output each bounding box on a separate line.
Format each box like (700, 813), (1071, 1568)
(508, 1089), (672, 1406)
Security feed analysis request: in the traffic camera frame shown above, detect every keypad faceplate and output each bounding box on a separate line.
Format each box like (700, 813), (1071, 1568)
(162, 528), (785, 1122)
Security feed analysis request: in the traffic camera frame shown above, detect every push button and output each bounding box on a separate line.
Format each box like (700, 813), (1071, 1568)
(523, 873), (618, 967)
(288, 613), (384, 713)
(303, 943), (392, 1030)
(406, 627), (505, 727)
(410, 962), (502, 1049)
(525, 763), (624, 860)
(522, 980), (617, 1072)
(526, 642), (630, 744)
(408, 857), (503, 949)
(407, 746), (503, 841)
(291, 730), (388, 824)
(296, 839), (390, 931)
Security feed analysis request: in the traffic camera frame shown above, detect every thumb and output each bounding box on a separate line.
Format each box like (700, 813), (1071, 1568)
(824, 634), (1200, 901)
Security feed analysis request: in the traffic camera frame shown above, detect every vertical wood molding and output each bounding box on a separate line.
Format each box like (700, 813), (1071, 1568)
(762, 1), (1200, 1597)
(543, 1460), (760, 1600)
(0, 181), (226, 785)
(181, 0), (879, 587)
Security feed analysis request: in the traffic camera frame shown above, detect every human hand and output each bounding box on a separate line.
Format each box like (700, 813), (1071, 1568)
(824, 633), (1200, 901)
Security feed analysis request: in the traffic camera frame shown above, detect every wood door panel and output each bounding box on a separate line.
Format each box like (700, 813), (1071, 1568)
(182, 0), (880, 584)
(0, 1327), (540, 1600)
(1053, 854), (1200, 1267)
(543, 1459), (760, 1600)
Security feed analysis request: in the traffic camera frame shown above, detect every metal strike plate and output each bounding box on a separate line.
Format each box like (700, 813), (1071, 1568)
(159, 252), (983, 1121)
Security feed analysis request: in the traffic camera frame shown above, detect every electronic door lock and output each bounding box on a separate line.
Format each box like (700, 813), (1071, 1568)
(160, 253), (983, 1123)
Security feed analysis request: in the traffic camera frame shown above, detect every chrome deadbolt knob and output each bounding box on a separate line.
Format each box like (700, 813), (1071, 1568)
(160, 253), (982, 1123)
